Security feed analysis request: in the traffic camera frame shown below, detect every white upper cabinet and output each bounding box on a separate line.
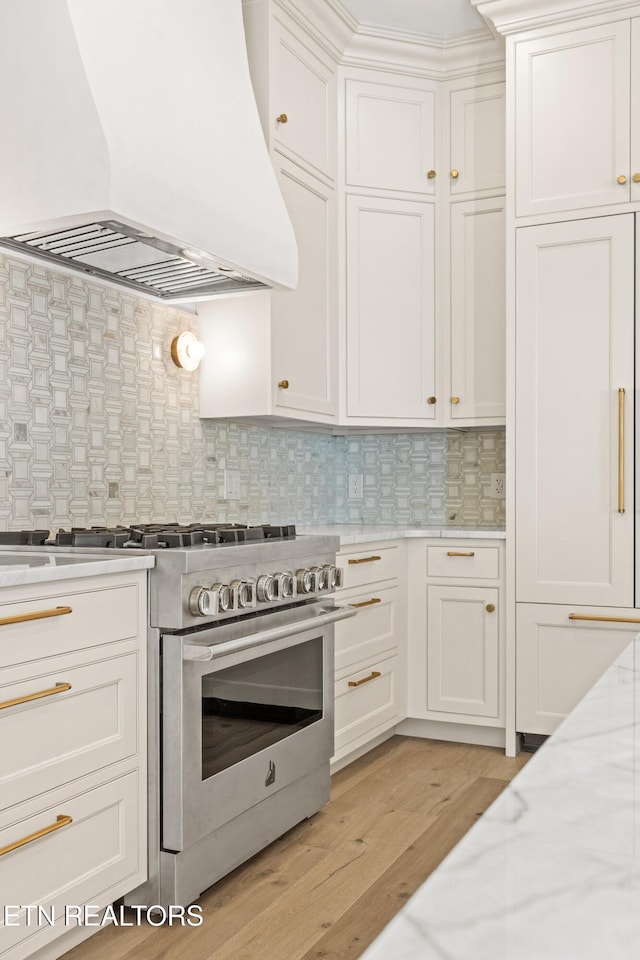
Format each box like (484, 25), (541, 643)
(447, 196), (506, 424)
(515, 215), (635, 607)
(448, 82), (505, 197)
(345, 77), (437, 196)
(345, 195), (436, 422)
(514, 20), (631, 217)
(242, 0), (336, 183)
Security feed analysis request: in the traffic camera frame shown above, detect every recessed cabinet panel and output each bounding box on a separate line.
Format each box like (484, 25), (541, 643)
(345, 79), (436, 195)
(449, 82), (505, 196)
(632, 19), (640, 204)
(515, 216), (635, 606)
(346, 196), (436, 420)
(514, 21), (630, 216)
(516, 603), (634, 735)
(427, 586), (499, 719)
(272, 17), (335, 180)
(272, 159), (336, 418)
(449, 197), (506, 423)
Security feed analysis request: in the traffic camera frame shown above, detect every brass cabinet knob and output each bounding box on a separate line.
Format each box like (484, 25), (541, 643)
(486, 603), (496, 613)
(427, 170), (436, 179)
(617, 174), (628, 184)
(633, 173), (640, 183)
(450, 169), (460, 179)
(278, 379), (289, 389)
(427, 396), (437, 404)
(451, 396), (460, 404)
(276, 113), (288, 124)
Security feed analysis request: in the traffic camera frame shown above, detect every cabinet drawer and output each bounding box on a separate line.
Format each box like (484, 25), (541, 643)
(335, 586), (398, 673)
(0, 653), (139, 812)
(334, 656), (400, 754)
(0, 583), (141, 668)
(338, 545), (400, 590)
(427, 545), (499, 580)
(0, 771), (143, 958)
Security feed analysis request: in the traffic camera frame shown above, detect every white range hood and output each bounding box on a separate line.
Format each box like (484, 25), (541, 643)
(0, 0), (298, 300)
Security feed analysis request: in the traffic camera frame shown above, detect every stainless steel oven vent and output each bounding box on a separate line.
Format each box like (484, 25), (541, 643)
(0, 221), (268, 301)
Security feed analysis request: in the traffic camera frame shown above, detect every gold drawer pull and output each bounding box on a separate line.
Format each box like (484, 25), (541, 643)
(427, 170), (436, 179)
(486, 603), (495, 613)
(0, 605), (72, 628)
(0, 682), (72, 711)
(633, 173), (640, 183)
(348, 556), (381, 565)
(0, 814), (73, 858)
(278, 379), (289, 389)
(446, 551), (475, 558)
(568, 613), (640, 624)
(618, 387), (625, 514)
(348, 671), (382, 688)
(276, 113), (288, 124)
(351, 597), (381, 608)
(617, 174), (628, 184)
(450, 169), (460, 179)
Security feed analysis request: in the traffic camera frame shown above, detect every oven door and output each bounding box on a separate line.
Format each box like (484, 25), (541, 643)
(161, 601), (355, 852)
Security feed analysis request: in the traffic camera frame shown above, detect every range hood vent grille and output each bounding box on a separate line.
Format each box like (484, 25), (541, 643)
(0, 221), (268, 300)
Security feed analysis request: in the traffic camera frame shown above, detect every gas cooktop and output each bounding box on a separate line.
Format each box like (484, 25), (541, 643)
(0, 523), (297, 551)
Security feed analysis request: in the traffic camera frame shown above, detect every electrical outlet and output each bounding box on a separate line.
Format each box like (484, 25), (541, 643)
(224, 470), (241, 500)
(490, 474), (505, 500)
(348, 474), (363, 499)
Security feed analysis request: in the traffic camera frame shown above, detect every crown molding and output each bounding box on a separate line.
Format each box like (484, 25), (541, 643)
(244, 0), (355, 61)
(471, 0), (640, 34)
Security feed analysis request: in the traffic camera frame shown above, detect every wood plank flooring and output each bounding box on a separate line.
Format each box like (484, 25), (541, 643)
(64, 736), (529, 960)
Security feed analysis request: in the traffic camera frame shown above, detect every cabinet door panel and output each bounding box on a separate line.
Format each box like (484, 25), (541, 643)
(515, 21), (630, 216)
(449, 82), (505, 196)
(516, 603), (634, 735)
(427, 586), (499, 719)
(272, 160), (336, 418)
(272, 18), (335, 180)
(449, 197), (505, 422)
(516, 216), (634, 606)
(632, 19), (640, 203)
(346, 196), (435, 420)
(345, 79), (435, 195)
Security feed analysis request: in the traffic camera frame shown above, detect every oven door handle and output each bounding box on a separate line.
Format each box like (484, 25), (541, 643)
(182, 604), (357, 662)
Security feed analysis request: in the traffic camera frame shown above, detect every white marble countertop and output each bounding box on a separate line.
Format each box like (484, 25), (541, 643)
(298, 525), (505, 545)
(0, 548), (154, 587)
(362, 638), (640, 960)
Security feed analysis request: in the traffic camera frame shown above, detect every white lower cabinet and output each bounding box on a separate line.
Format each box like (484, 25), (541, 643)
(407, 540), (505, 729)
(332, 542), (406, 766)
(516, 603), (636, 736)
(0, 570), (147, 960)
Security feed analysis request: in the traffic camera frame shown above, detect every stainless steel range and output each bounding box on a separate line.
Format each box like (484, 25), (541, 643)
(10, 523), (355, 908)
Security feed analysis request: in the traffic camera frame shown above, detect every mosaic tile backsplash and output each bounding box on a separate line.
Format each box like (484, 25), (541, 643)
(0, 254), (504, 530)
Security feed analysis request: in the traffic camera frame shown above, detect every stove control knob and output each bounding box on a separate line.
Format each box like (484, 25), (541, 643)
(276, 571), (296, 599)
(321, 564), (339, 591)
(215, 582), (232, 613)
(189, 586), (217, 617)
(257, 574), (276, 602)
(296, 567), (314, 594)
(309, 566), (323, 591)
(238, 578), (257, 609)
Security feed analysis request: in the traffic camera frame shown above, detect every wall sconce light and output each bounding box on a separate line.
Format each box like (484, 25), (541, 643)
(171, 331), (205, 372)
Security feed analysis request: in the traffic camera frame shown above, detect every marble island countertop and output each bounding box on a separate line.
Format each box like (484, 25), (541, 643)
(298, 525), (505, 544)
(361, 638), (640, 960)
(0, 547), (154, 587)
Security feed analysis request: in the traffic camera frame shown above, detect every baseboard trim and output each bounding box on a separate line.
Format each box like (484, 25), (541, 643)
(396, 718), (506, 749)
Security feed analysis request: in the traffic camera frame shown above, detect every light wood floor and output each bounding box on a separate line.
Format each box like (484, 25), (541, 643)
(65, 736), (529, 960)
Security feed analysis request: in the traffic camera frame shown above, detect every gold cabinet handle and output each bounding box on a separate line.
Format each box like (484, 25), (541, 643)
(348, 556), (381, 565)
(618, 387), (625, 513)
(0, 605), (72, 628)
(0, 682), (72, 712)
(446, 551), (475, 557)
(427, 170), (436, 179)
(633, 173), (640, 183)
(276, 113), (288, 124)
(278, 379), (289, 389)
(451, 396), (460, 404)
(348, 671), (381, 688)
(617, 174), (628, 184)
(0, 814), (73, 858)
(486, 603), (496, 613)
(569, 613), (640, 624)
(427, 396), (437, 404)
(350, 597), (381, 608)
(450, 169), (460, 179)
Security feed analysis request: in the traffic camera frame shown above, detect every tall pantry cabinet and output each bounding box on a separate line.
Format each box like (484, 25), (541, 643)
(478, 0), (640, 739)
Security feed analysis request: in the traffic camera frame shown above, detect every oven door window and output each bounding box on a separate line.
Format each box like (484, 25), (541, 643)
(201, 637), (323, 780)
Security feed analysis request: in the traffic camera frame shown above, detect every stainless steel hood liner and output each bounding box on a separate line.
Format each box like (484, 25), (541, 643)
(0, 0), (298, 299)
